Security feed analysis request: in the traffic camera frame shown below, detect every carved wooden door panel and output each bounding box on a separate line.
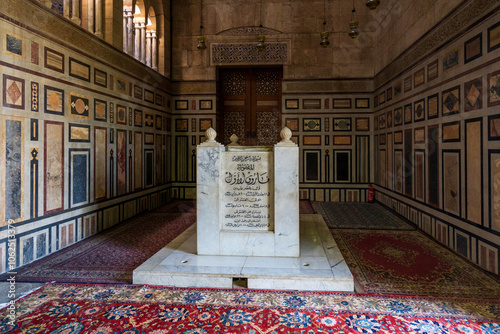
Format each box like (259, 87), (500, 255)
(219, 67), (282, 146)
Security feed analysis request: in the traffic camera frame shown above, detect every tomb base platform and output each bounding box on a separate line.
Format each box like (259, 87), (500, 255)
(133, 214), (354, 292)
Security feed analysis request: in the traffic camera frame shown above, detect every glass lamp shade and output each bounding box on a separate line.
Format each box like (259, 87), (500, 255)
(197, 36), (206, 51)
(256, 35), (266, 51)
(366, 0), (380, 10)
(348, 21), (359, 39)
(320, 31), (330, 47)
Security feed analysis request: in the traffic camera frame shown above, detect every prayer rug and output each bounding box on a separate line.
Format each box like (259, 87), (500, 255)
(1, 283), (498, 333)
(6, 205), (196, 284)
(331, 229), (500, 299)
(313, 202), (415, 230)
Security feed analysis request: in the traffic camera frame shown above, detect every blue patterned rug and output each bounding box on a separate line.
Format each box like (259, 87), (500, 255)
(313, 202), (416, 230)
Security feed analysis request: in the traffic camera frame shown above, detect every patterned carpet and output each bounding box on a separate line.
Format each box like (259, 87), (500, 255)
(1, 283), (498, 333)
(5, 200), (314, 284)
(332, 229), (500, 299)
(7, 203), (197, 283)
(313, 202), (415, 230)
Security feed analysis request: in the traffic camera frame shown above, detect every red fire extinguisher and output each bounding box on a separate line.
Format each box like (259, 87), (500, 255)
(368, 184), (375, 203)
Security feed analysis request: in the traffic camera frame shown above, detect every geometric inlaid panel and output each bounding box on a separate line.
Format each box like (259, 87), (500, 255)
(256, 110), (279, 146)
(220, 71), (246, 96)
(464, 78), (482, 112)
(3, 75), (25, 109)
(442, 86), (460, 116)
(256, 71), (280, 96)
(211, 43), (288, 66)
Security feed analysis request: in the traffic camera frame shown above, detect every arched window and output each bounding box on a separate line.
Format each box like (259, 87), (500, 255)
(146, 6), (158, 70)
(123, 0), (158, 71)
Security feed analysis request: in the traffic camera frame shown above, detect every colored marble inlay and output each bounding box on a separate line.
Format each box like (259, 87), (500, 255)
(117, 130), (127, 196)
(443, 152), (460, 215)
(71, 95), (89, 118)
(466, 121), (481, 225)
(31, 41), (39, 64)
(5, 33), (22, 56)
(465, 78), (482, 111)
(442, 87), (460, 115)
(5, 119), (23, 220)
(488, 71), (500, 107)
(72, 151), (88, 205)
(22, 237), (33, 265)
(31, 82), (39, 111)
(491, 154), (500, 231)
(36, 234), (46, 258)
(134, 132), (143, 189)
(94, 128), (107, 200)
(44, 121), (64, 214)
(3, 75), (25, 109)
(45, 86), (64, 115)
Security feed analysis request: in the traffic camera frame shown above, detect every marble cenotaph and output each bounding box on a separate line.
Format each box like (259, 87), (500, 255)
(197, 127), (299, 257)
(133, 127), (353, 291)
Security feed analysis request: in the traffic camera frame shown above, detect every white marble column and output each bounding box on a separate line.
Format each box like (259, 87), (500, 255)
(140, 21), (146, 63)
(94, 0), (103, 38)
(146, 30), (152, 67)
(151, 31), (158, 71)
(70, 0), (81, 25)
(87, 0), (94, 33)
(63, 0), (70, 18)
(134, 21), (141, 60)
(123, 10), (129, 53)
(127, 12), (134, 56)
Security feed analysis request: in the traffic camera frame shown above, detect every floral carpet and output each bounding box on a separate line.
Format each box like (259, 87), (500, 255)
(331, 229), (500, 299)
(313, 202), (415, 230)
(6, 206), (196, 283)
(1, 283), (499, 333)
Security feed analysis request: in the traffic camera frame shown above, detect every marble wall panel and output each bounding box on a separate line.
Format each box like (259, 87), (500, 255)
(69, 149), (89, 207)
(134, 132), (143, 190)
(490, 151), (500, 232)
(414, 151), (425, 202)
(356, 136), (369, 183)
(156, 134), (162, 185)
(176, 136), (188, 181)
(117, 130), (127, 196)
(144, 149), (154, 188)
(94, 127), (107, 201)
(466, 120), (482, 225)
(4, 118), (23, 222)
(44, 121), (64, 215)
(442, 151), (461, 216)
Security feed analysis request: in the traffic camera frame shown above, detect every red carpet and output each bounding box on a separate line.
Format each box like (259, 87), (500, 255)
(7, 200), (314, 284)
(1, 282), (498, 333)
(299, 199), (315, 214)
(9, 203), (196, 283)
(332, 229), (500, 299)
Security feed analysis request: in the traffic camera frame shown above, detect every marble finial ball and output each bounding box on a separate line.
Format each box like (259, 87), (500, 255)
(280, 126), (292, 141)
(205, 127), (216, 141)
(230, 133), (238, 144)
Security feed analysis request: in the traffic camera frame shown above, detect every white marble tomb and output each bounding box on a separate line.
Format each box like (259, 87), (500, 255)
(133, 127), (354, 291)
(196, 127), (299, 257)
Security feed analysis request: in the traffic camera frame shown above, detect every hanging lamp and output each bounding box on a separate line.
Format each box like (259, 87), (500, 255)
(197, 0), (206, 51)
(366, 0), (380, 10)
(320, 0), (330, 47)
(348, 4), (359, 39)
(256, 0), (265, 51)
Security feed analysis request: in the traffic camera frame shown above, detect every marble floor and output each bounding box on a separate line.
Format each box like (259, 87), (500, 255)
(134, 214), (354, 291)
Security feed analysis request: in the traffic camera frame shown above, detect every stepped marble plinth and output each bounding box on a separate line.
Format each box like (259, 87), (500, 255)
(133, 214), (354, 292)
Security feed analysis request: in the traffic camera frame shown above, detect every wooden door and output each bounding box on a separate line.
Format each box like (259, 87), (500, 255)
(219, 67), (282, 146)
